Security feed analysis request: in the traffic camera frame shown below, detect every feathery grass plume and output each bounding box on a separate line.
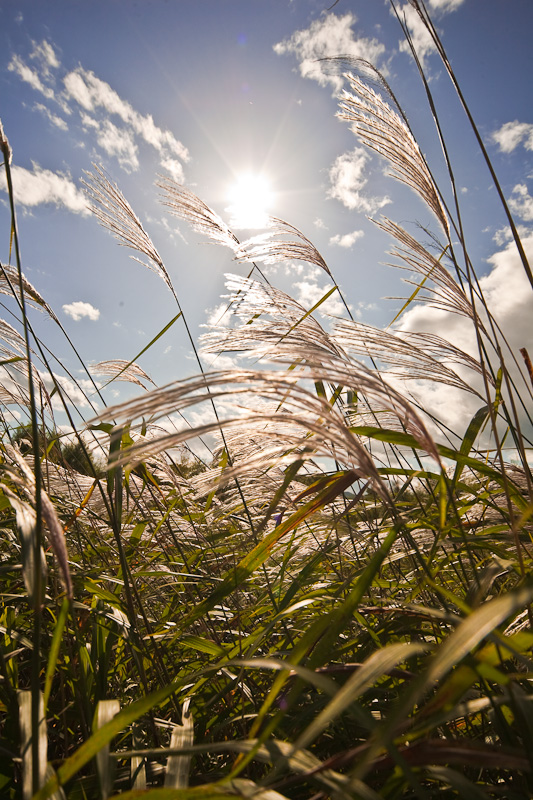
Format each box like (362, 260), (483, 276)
(235, 217), (332, 276)
(201, 274), (346, 362)
(332, 318), (492, 395)
(320, 55), (408, 119)
(0, 322), (52, 410)
(338, 73), (449, 235)
(375, 217), (477, 323)
(395, 0), (533, 290)
(91, 359), (156, 389)
(84, 165), (175, 295)
(158, 178), (241, 252)
(0, 262), (59, 322)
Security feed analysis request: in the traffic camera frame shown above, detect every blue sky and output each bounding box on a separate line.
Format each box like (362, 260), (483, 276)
(1, 0), (532, 439)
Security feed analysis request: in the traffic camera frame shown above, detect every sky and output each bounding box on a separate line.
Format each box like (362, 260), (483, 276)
(1, 0), (532, 444)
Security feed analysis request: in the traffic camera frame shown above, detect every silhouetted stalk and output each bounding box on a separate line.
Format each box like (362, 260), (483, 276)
(1, 121), (45, 795)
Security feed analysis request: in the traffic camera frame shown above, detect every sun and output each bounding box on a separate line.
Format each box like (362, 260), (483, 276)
(226, 173), (274, 230)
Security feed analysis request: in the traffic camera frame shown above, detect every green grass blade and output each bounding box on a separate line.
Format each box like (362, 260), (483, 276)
(43, 598), (70, 712)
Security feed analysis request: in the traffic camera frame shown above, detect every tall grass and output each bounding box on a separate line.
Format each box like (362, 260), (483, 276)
(1, 3), (533, 798)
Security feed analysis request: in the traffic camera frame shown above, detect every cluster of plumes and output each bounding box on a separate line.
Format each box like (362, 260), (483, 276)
(374, 219), (478, 324)
(82, 74), (499, 519)
(4, 67), (514, 586)
(234, 218), (332, 276)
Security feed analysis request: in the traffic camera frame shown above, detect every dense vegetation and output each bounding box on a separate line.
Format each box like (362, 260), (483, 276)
(1, 3), (533, 798)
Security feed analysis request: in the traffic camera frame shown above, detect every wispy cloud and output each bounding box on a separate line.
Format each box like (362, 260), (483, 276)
(0, 163), (88, 214)
(63, 66), (189, 165)
(62, 301), (100, 321)
(492, 121), (533, 153)
(328, 147), (390, 214)
(8, 54), (55, 99)
(273, 12), (385, 95)
(34, 102), (68, 130)
(8, 40), (189, 183)
(7, 39), (60, 99)
(329, 229), (364, 248)
(30, 39), (60, 72)
(427, 0), (466, 12)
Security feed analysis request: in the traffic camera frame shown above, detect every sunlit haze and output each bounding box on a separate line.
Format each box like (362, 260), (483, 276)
(227, 173), (275, 230)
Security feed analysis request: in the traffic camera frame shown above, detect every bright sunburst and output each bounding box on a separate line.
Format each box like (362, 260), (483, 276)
(226, 173), (274, 230)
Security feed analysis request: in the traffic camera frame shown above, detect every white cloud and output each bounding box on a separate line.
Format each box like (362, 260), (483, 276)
(427, 0), (465, 11)
(314, 218), (327, 229)
(509, 184), (533, 222)
(273, 12), (385, 95)
(8, 42), (189, 179)
(397, 4), (437, 67)
(327, 147), (390, 214)
(205, 302), (233, 329)
(160, 157), (185, 183)
(294, 279), (344, 317)
(41, 373), (97, 410)
(492, 121), (533, 153)
(0, 163), (88, 215)
(62, 301), (100, 321)
(34, 103), (68, 131)
(330, 229), (364, 248)
(64, 67), (189, 163)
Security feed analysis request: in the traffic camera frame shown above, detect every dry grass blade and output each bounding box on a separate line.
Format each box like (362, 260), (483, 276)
(339, 74), (449, 234)
(165, 698), (193, 788)
(18, 690), (47, 799)
(158, 177), (240, 251)
(235, 218), (332, 275)
(84, 165), (175, 294)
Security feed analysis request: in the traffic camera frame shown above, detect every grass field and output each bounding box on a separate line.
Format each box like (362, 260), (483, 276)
(1, 3), (533, 798)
